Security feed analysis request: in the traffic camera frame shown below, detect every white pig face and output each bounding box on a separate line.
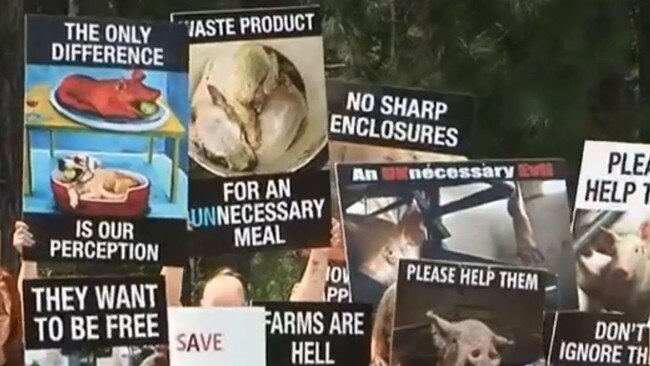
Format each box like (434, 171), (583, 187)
(428, 312), (513, 366)
(594, 229), (650, 290)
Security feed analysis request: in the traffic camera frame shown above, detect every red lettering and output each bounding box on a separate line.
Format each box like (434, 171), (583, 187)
(518, 163), (554, 178)
(381, 166), (408, 181)
(175, 332), (224, 352)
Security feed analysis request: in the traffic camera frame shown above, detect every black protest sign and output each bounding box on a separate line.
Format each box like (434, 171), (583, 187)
(23, 275), (168, 350)
(327, 80), (475, 155)
(26, 14), (187, 71)
(399, 259), (545, 292)
(545, 311), (649, 366)
(253, 301), (372, 366)
(171, 5), (321, 42)
(391, 259), (546, 366)
(23, 14), (190, 265)
(23, 214), (187, 266)
(189, 170), (331, 256)
(325, 263), (351, 303)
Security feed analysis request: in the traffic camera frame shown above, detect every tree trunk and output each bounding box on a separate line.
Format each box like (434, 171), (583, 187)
(0, 0), (25, 272)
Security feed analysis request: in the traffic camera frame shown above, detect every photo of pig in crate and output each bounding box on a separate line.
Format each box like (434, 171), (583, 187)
(573, 209), (650, 322)
(387, 259), (546, 366)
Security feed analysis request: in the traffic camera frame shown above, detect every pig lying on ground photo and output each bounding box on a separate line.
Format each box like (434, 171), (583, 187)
(574, 210), (650, 321)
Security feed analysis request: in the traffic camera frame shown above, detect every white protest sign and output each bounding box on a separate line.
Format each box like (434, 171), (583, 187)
(576, 140), (650, 211)
(168, 306), (266, 365)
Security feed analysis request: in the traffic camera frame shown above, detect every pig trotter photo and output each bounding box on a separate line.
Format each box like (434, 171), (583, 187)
(52, 153), (150, 218)
(574, 209), (650, 321)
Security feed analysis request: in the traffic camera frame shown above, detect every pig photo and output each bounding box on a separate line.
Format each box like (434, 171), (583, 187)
(389, 260), (546, 366)
(337, 172), (576, 310)
(325, 141), (467, 303)
(573, 209), (650, 322)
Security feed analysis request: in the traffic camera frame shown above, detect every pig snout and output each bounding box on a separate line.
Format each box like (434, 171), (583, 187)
(609, 264), (634, 284)
(463, 346), (500, 366)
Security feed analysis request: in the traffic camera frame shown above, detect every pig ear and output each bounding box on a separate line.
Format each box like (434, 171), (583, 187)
(637, 219), (650, 242)
(428, 312), (460, 352)
(493, 334), (514, 349)
(207, 84), (227, 108)
(399, 204), (425, 246)
(597, 227), (619, 252)
(427, 310), (454, 338)
(132, 69), (145, 81)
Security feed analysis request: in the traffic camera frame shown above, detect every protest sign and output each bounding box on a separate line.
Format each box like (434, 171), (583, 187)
(573, 140), (650, 322)
(23, 275), (167, 350)
(168, 306), (266, 365)
(328, 80), (474, 154)
(171, 5), (330, 256)
(390, 259), (546, 366)
(253, 301), (372, 366)
(545, 311), (649, 366)
(335, 159), (574, 310)
(325, 80), (475, 304)
(23, 15), (189, 265)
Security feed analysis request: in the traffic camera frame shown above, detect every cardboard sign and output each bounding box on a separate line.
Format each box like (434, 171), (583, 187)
(545, 311), (649, 366)
(573, 140), (650, 322)
(168, 307), (266, 365)
(390, 259), (546, 366)
(324, 81), (475, 304)
(23, 15), (190, 265)
(22, 275), (167, 350)
(253, 301), (372, 366)
(171, 5), (330, 256)
(335, 159), (574, 311)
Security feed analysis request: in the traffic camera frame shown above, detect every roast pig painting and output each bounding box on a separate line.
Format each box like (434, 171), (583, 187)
(24, 65), (188, 220)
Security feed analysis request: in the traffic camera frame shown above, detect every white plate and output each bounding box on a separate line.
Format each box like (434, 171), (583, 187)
(189, 42), (327, 177)
(49, 88), (170, 133)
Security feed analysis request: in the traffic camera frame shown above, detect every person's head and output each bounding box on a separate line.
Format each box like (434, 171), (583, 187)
(200, 267), (248, 307)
